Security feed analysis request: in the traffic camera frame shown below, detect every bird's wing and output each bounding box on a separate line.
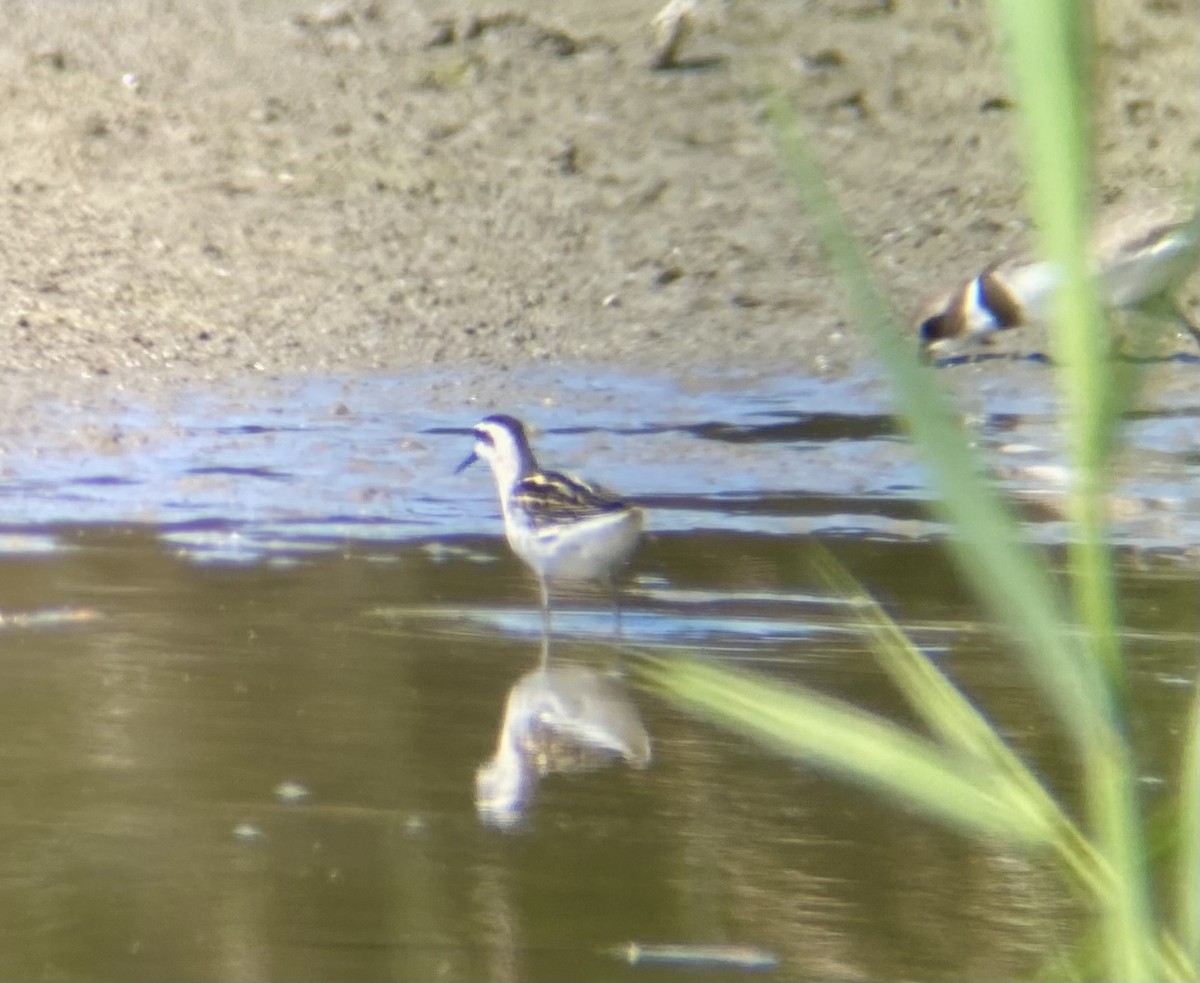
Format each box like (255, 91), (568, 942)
(512, 470), (631, 527)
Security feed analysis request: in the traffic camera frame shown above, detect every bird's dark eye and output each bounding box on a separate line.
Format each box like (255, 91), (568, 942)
(475, 429), (495, 446)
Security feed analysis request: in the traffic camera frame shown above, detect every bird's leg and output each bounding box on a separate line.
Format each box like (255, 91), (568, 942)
(610, 577), (623, 641)
(1130, 294), (1200, 353)
(1172, 300), (1200, 350)
(538, 576), (552, 661)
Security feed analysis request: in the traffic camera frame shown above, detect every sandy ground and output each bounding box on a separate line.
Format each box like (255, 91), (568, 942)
(0, 0), (1196, 406)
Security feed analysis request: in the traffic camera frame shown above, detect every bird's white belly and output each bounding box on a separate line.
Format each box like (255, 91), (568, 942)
(507, 508), (643, 583)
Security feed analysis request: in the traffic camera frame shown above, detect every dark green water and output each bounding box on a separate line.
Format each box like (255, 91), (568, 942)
(0, 367), (1196, 980)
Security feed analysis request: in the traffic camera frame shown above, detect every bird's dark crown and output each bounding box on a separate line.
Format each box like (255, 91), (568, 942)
(478, 414), (528, 440)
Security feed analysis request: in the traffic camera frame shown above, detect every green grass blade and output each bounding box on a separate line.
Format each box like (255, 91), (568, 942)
(635, 653), (1058, 846)
(811, 546), (1003, 760)
(986, 2), (1153, 976)
(991, 0), (1122, 699)
(809, 547), (1106, 896)
(1179, 683), (1200, 965)
(766, 96), (1108, 751)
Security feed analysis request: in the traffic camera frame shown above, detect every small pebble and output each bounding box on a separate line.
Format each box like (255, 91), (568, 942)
(649, 0), (696, 70)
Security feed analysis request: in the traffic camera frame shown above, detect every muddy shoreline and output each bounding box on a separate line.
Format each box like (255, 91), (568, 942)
(0, 0), (1196, 408)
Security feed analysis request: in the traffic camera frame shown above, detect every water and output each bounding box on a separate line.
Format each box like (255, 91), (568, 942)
(0, 365), (1196, 980)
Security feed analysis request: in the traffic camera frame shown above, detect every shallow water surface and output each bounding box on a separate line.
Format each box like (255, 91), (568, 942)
(0, 366), (1196, 980)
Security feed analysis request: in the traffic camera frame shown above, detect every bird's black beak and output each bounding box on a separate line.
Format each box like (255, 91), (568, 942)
(454, 451), (478, 474)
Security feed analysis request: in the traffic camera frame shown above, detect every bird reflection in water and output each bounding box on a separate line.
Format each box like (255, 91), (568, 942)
(476, 661), (652, 829)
